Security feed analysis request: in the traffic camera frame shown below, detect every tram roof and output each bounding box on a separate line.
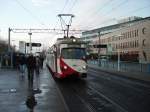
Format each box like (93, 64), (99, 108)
(56, 37), (87, 44)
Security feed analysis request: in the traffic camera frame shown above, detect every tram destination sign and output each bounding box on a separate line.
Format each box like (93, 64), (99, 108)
(26, 43), (41, 47)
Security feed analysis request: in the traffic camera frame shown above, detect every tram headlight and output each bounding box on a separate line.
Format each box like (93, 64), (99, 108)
(82, 65), (87, 69)
(63, 65), (67, 70)
(73, 39), (76, 42)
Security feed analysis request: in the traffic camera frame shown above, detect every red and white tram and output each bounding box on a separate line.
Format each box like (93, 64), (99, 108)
(46, 36), (87, 79)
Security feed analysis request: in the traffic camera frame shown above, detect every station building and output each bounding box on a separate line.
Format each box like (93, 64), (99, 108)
(81, 16), (150, 63)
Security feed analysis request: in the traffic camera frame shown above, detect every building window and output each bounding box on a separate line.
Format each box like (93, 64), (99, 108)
(124, 33), (126, 39)
(132, 31), (134, 38)
(137, 30), (139, 37)
(130, 31), (131, 38)
(142, 27), (146, 35)
(135, 41), (137, 47)
(137, 40), (139, 47)
(135, 30), (137, 37)
(128, 32), (129, 38)
(142, 39), (146, 47)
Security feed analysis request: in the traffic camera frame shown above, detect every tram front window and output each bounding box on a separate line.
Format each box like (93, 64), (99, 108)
(61, 48), (86, 59)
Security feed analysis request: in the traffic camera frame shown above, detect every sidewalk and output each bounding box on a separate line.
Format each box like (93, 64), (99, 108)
(0, 67), (68, 112)
(88, 63), (150, 83)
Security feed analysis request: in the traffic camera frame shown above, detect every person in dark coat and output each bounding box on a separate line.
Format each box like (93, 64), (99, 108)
(40, 55), (44, 69)
(26, 54), (36, 89)
(35, 56), (41, 92)
(19, 55), (26, 77)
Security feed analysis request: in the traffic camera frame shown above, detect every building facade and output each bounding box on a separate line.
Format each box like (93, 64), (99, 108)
(82, 17), (150, 63)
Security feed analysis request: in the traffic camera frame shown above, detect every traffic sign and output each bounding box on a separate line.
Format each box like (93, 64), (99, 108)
(93, 44), (107, 48)
(26, 43), (41, 47)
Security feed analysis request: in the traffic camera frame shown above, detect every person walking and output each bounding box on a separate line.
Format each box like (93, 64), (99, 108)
(40, 55), (44, 69)
(19, 55), (26, 77)
(26, 54), (36, 90)
(35, 55), (41, 92)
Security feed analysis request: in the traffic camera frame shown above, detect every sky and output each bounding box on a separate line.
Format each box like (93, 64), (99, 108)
(0, 0), (150, 51)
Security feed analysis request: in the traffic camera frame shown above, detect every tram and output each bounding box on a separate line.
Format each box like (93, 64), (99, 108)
(46, 36), (87, 79)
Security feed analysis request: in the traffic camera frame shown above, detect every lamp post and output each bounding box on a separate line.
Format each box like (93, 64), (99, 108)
(117, 49), (120, 71)
(114, 34), (124, 71)
(8, 28), (11, 52)
(28, 32), (32, 53)
(98, 31), (101, 66)
(11, 40), (15, 51)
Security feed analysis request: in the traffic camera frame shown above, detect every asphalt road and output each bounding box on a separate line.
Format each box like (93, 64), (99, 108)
(1, 66), (149, 112)
(55, 67), (150, 112)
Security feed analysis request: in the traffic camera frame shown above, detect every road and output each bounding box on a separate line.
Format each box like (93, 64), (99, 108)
(0, 66), (149, 112)
(55, 66), (150, 112)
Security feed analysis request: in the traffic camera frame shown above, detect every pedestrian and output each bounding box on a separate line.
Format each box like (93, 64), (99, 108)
(26, 53), (36, 90)
(19, 55), (26, 77)
(40, 55), (44, 69)
(35, 55), (41, 92)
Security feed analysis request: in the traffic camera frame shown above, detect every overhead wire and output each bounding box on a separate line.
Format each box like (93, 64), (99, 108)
(53, 0), (70, 33)
(56, 0), (78, 36)
(84, 4), (150, 30)
(82, 0), (129, 29)
(91, 0), (115, 17)
(128, 4), (150, 14)
(107, 0), (128, 13)
(60, 0), (70, 13)
(113, 4), (150, 21)
(67, 0), (78, 13)
(14, 0), (48, 28)
(75, 0), (115, 29)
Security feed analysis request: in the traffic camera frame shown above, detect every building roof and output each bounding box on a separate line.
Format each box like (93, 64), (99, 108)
(82, 16), (150, 35)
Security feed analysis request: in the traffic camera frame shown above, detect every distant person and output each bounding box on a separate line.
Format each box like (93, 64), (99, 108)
(26, 54), (36, 89)
(19, 55), (26, 77)
(4, 54), (9, 67)
(40, 56), (44, 69)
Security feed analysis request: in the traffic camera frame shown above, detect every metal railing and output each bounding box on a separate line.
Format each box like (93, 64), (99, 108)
(88, 60), (150, 73)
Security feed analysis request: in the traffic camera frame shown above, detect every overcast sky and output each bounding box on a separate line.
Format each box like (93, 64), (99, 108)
(0, 0), (150, 50)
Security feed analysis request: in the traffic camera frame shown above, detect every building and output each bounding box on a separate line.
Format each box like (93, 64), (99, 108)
(82, 16), (150, 63)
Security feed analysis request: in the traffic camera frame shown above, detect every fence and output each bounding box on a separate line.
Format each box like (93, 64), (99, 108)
(88, 60), (150, 73)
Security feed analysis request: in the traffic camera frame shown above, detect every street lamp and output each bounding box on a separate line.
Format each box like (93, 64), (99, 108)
(114, 34), (124, 71)
(11, 40), (15, 52)
(28, 32), (32, 53)
(98, 31), (101, 66)
(117, 49), (120, 71)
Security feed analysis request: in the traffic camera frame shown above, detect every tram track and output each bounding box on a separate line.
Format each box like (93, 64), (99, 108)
(55, 79), (96, 112)
(52, 67), (150, 112)
(71, 87), (97, 112)
(87, 85), (128, 112)
(87, 69), (150, 112)
(70, 80), (127, 112)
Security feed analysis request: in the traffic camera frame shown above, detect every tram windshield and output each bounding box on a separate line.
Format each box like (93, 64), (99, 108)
(61, 48), (86, 59)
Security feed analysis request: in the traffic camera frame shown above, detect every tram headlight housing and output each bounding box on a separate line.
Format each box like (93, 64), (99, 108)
(63, 65), (67, 70)
(82, 65), (87, 69)
(73, 39), (76, 42)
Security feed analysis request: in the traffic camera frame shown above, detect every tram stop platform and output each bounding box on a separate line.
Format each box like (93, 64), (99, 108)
(0, 67), (68, 112)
